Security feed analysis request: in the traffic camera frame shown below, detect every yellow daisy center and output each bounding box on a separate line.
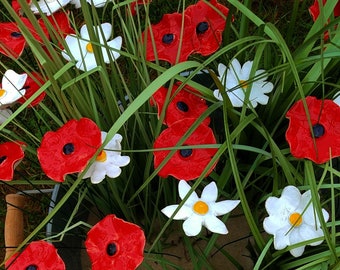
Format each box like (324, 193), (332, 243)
(239, 80), (248, 89)
(86, 43), (94, 53)
(0, 89), (6, 98)
(289, 212), (303, 227)
(96, 150), (107, 162)
(193, 200), (209, 215)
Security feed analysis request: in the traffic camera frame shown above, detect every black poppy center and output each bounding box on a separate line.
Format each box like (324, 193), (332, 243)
(106, 243), (117, 256)
(176, 101), (189, 112)
(162, 33), (174, 44)
(312, 123), (325, 138)
(26, 265), (38, 270)
(180, 148), (193, 158)
(196, 22), (209, 34)
(62, 143), (75, 155)
(11, 31), (22, 38)
(0, 156), (7, 164)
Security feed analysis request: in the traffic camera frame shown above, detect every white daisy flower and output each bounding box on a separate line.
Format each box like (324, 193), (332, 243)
(31, 0), (71, 15)
(263, 186), (329, 257)
(0, 108), (13, 124)
(0, 70), (27, 108)
(213, 58), (274, 108)
(82, 132), (130, 184)
(71, 0), (109, 8)
(162, 180), (240, 237)
(62, 23), (122, 71)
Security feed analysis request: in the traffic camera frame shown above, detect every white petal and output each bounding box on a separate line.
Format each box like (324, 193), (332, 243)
(96, 23), (112, 42)
(82, 164), (95, 179)
(273, 226), (291, 250)
(265, 197), (285, 216)
(204, 215), (228, 234)
(80, 24), (90, 40)
(106, 166), (122, 179)
(289, 246), (305, 257)
(240, 60), (253, 79)
(90, 169), (106, 184)
(201, 182), (218, 203)
(3, 70), (27, 91)
(217, 63), (227, 82)
(227, 89), (245, 107)
(87, 0), (108, 7)
(76, 54), (97, 71)
(299, 224), (324, 246)
(178, 180), (198, 205)
(334, 91), (340, 106)
(213, 89), (223, 101)
(212, 200), (240, 216)
(63, 35), (86, 62)
(182, 215), (203, 236)
(70, 0), (81, 8)
(281, 186), (302, 211)
(161, 205), (192, 220)
(263, 216), (287, 235)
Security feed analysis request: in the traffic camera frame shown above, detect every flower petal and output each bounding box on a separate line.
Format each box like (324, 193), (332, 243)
(203, 214), (228, 234)
(212, 200), (240, 216)
(182, 215), (203, 236)
(201, 182), (218, 203)
(178, 180), (198, 204)
(161, 204), (192, 220)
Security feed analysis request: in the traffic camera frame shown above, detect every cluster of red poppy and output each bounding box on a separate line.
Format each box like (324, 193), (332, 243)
(6, 215), (145, 270)
(0, 7), (74, 59)
(152, 82), (218, 181)
(286, 96), (340, 164)
(142, 0), (231, 65)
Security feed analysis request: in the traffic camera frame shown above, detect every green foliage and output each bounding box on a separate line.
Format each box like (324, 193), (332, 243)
(1, 0), (340, 269)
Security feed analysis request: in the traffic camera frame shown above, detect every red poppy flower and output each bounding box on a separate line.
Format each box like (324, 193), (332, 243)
(45, 11), (75, 42)
(309, 0), (340, 21)
(11, 0), (32, 15)
(153, 118), (218, 180)
(0, 141), (26, 181)
(37, 118), (101, 182)
(309, 0), (340, 40)
(5, 240), (65, 270)
(130, 0), (152, 16)
(85, 214), (145, 270)
(286, 96), (340, 164)
(184, 0), (230, 56)
(142, 12), (199, 65)
(151, 82), (210, 126)
(0, 18), (49, 58)
(17, 72), (46, 107)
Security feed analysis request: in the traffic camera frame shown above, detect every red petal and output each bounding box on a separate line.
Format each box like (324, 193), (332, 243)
(85, 214), (145, 270)
(286, 96), (340, 164)
(45, 11), (75, 41)
(37, 118), (101, 182)
(11, 0), (32, 15)
(0, 141), (26, 181)
(5, 240), (65, 269)
(151, 82), (210, 126)
(17, 72), (46, 107)
(142, 13), (199, 64)
(153, 119), (218, 180)
(184, 0), (230, 56)
(0, 22), (26, 58)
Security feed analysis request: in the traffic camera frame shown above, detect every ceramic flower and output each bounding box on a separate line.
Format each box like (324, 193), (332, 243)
(162, 180), (240, 236)
(184, 0), (230, 56)
(213, 59), (274, 108)
(85, 214), (145, 270)
(0, 141), (26, 181)
(0, 108), (12, 124)
(5, 240), (65, 269)
(0, 70), (27, 108)
(142, 12), (199, 65)
(62, 23), (122, 71)
(153, 118), (218, 180)
(129, 0), (152, 16)
(82, 132), (130, 184)
(17, 72), (46, 107)
(151, 82), (210, 126)
(309, 0), (340, 40)
(309, 0), (340, 21)
(37, 118), (102, 182)
(30, 0), (72, 16)
(286, 96), (340, 164)
(0, 18), (48, 58)
(263, 186), (329, 257)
